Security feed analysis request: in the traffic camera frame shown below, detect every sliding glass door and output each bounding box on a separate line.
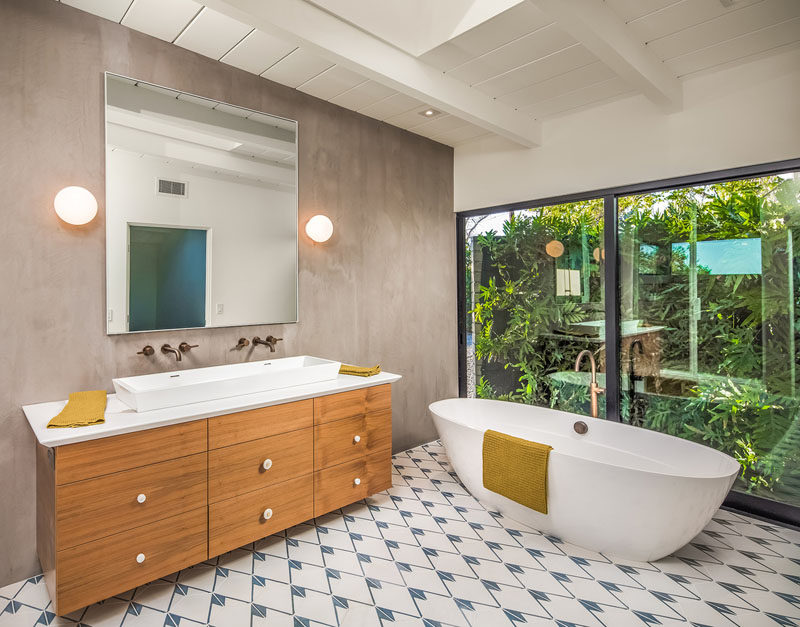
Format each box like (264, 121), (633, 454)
(459, 162), (800, 523)
(618, 172), (800, 509)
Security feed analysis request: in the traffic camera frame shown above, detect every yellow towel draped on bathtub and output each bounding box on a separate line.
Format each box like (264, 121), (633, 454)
(482, 429), (552, 514)
(46, 391), (107, 428)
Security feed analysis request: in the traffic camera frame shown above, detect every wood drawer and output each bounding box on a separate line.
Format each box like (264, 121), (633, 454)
(209, 474), (313, 557)
(209, 428), (312, 503)
(366, 409), (392, 453)
(208, 399), (312, 449)
(314, 384), (391, 424)
(367, 447), (393, 494)
(55, 507), (207, 615)
(314, 459), (368, 517)
(314, 415), (367, 470)
(56, 452), (207, 550)
(56, 420), (207, 485)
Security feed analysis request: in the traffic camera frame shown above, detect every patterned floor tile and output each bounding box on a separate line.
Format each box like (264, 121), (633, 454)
(3, 440), (800, 626)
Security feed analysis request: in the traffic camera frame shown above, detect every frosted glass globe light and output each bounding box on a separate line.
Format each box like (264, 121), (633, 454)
(54, 186), (98, 225)
(305, 215), (333, 243)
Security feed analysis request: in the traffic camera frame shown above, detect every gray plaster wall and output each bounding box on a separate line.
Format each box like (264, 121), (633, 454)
(0, 0), (456, 585)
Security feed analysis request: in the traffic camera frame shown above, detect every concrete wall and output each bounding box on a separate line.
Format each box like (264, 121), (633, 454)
(0, 0), (456, 585)
(455, 47), (800, 211)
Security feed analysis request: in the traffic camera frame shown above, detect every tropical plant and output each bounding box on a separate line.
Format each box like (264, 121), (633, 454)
(469, 174), (800, 499)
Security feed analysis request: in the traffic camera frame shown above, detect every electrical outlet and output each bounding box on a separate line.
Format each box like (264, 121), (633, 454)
(216, 304), (224, 315)
(107, 309), (113, 322)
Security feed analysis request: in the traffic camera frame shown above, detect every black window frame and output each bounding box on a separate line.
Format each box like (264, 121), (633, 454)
(456, 157), (800, 529)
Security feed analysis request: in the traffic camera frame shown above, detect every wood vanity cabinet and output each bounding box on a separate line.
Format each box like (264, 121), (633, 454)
(36, 384), (393, 615)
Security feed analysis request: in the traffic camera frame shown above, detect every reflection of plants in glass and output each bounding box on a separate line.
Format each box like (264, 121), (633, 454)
(470, 174), (800, 499)
(682, 379), (791, 491)
(472, 204), (601, 405)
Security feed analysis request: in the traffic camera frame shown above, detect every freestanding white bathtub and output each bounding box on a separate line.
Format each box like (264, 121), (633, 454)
(429, 398), (740, 562)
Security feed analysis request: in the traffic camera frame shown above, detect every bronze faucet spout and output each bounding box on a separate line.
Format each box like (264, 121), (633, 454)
(161, 344), (182, 361)
(253, 336), (283, 352)
(252, 336), (274, 352)
(574, 349), (604, 419)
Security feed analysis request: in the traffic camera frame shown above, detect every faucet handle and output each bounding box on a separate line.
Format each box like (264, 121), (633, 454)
(236, 337), (250, 349)
(266, 335), (283, 346)
(137, 345), (155, 356)
(179, 342), (199, 353)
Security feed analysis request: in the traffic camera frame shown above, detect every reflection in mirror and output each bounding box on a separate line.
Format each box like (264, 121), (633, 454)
(105, 73), (298, 334)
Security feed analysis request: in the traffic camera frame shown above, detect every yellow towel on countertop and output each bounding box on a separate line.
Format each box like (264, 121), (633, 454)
(482, 429), (552, 514)
(46, 391), (107, 429)
(339, 364), (381, 377)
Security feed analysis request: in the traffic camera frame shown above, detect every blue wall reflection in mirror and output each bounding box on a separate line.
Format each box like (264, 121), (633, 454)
(671, 238), (762, 275)
(129, 225), (207, 331)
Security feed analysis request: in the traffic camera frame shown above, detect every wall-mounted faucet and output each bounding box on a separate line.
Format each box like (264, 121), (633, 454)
(574, 349), (604, 419)
(161, 344), (181, 361)
(253, 335), (282, 352)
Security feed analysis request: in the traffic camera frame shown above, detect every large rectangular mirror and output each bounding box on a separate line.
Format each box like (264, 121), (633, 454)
(105, 73), (298, 334)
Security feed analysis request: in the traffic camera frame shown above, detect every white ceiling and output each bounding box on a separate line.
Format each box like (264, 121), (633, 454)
(59, 0), (800, 148)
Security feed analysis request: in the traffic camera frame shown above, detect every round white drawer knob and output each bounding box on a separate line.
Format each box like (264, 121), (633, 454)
(137, 493), (146, 504)
(354, 478), (361, 486)
(136, 553), (145, 564)
(263, 508), (273, 520)
(353, 435), (361, 444)
(262, 459), (273, 471)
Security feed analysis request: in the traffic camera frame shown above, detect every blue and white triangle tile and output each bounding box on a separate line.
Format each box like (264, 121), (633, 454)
(3, 440), (800, 626)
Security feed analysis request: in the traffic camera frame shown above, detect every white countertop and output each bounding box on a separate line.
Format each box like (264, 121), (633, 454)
(23, 371), (401, 447)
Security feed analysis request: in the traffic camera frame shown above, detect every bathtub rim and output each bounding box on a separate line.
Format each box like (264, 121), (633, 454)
(429, 397), (741, 482)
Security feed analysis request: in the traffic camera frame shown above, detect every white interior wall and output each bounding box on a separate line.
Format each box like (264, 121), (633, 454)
(106, 150), (297, 332)
(454, 47), (800, 212)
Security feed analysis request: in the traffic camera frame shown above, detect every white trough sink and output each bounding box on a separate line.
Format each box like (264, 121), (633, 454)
(113, 355), (342, 412)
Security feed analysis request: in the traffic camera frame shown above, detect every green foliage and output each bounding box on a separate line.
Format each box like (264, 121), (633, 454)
(469, 175), (800, 500)
(679, 378), (792, 491)
(472, 203), (602, 405)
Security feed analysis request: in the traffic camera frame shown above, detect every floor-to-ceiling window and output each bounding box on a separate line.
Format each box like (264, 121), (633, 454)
(618, 172), (800, 509)
(464, 199), (604, 415)
(459, 162), (800, 524)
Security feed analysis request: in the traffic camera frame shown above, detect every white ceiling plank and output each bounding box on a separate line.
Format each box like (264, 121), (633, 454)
(665, 16), (800, 77)
(529, 0), (682, 111)
(410, 114), (471, 134)
(297, 65), (366, 100)
(384, 107), (446, 130)
(260, 48), (334, 88)
(357, 93), (425, 121)
(203, 0), (542, 146)
(499, 60), (617, 108)
(604, 0), (682, 24)
(627, 0), (762, 44)
(121, 0), (201, 43)
(329, 80), (398, 110)
(174, 7), (253, 59)
(220, 30), (298, 75)
(522, 76), (636, 118)
(447, 24), (576, 86)
(61, 0), (133, 22)
(646, 0), (800, 61)
(418, 43), (475, 74)
(473, 44), (597, 97)
(421, 2), (554, 73)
